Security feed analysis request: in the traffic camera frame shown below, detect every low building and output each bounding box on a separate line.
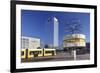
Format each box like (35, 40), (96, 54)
(21, 36), (40, 49)
(63, 34), (86, 49)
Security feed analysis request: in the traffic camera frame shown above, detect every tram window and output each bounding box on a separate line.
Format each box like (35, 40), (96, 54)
(30, 51), (41, 55)
(45, 51), (54, 53)
(36, 51), (42, 54)
(30, 52), (33, 55)
(21, 51), (24, 55)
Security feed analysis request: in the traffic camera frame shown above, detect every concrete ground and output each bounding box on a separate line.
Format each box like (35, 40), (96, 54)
(21, 52), (90, 63)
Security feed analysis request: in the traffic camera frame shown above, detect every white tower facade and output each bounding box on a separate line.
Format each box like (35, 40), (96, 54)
(53, 17), (59, 47)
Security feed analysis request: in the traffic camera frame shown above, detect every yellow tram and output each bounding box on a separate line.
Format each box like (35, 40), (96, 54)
(21, 49), (56, 59)
(43, 49), (56, 56)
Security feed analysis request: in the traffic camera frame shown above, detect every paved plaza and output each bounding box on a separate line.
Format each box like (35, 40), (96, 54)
(21, 52), (90, 63)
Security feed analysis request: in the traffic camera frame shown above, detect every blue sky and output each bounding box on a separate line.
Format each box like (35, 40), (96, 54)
(21, 10), (90, 47)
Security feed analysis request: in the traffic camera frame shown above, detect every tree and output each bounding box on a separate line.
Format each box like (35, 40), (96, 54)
(64, 18), (83, 59)
(44, 44), (49, 48)
(65, 18), (82, 34)
(37, 47), (41, 49)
